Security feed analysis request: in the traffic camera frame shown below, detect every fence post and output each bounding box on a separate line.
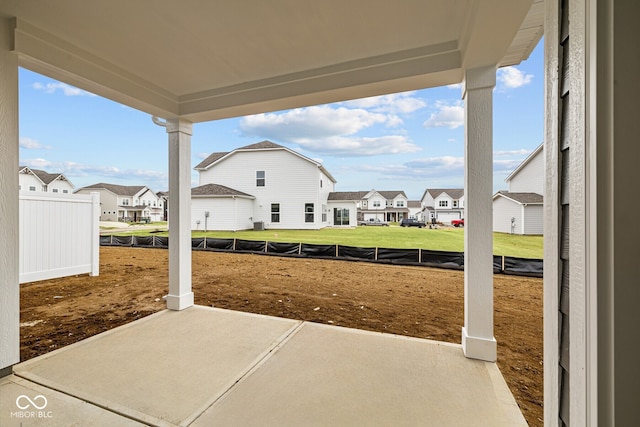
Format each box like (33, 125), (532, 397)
(375, 247), (379, 261)
(298, 242), (302, 255)
(90, 192), (100, 276)
(419, 248), (422, 263)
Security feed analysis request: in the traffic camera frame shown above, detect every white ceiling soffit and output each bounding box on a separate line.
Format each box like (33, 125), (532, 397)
(2, 0), (541, 123)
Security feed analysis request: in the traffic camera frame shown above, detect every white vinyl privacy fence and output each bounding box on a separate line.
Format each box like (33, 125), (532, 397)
(19, 191), (100, 283)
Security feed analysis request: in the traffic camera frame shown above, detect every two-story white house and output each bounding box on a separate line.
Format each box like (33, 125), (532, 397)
(192, 141), (336, 230)
(327, 190), (410, 224)
(75, 183), (164, 222)
(492, 144), (543, 235)
(19, 166), (75, 193)
(420, 189), (465, 224)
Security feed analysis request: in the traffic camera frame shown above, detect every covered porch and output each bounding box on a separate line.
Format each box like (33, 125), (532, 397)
(0, 1), (544, 425)
(2, 306), (525, 426)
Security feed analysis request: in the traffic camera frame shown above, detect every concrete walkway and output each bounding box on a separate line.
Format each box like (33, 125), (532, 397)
(1, 306), (527, 426)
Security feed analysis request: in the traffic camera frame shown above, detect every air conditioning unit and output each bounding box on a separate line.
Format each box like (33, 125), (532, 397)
(253, 221), (265, 231)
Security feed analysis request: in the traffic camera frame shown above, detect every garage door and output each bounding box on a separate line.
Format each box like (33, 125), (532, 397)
(437, 211), (461, 224)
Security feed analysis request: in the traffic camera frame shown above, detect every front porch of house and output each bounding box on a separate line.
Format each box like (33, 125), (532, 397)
(1, 306), (525, 426)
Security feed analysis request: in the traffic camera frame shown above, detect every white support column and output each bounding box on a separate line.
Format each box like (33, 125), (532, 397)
(0, 17), (20, 372)
(165, 118), (194, 310)
(461, 65), (497, 362)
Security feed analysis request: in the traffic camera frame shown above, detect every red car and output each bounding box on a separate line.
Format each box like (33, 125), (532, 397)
(451, 219), (464, 227)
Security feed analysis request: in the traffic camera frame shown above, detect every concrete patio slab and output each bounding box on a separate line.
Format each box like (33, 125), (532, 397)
(193, 322), (526, 427)
(0, 374), (145, 427)
(5, 306), (526, 426)
(13, 307), (301, 426)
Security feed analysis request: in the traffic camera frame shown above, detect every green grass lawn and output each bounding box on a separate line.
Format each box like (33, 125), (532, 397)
(107, 226), (543, 259)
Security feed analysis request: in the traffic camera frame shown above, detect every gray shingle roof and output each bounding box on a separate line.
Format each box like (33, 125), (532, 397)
(19, 166), (67, 185)
(237, 141), (284, 150)
(328, 191), (369, 201)
(191, 183), (254, 198)
(377, 190), (407, 199)
(495, 191), (543, 204)
(80, 183), (146, 196)
(407, 200), (422, 208)
(426, 188), (464, 199)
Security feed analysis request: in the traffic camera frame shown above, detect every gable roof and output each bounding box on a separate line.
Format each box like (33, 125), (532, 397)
(194, 140), (337, 183)
(493, 191), (543, 204)
(191, 183), (254, 198)
(328, 191), (369, 201)
(19, 166), (74, 187)
(505, 143), (543, 183)
(407, 200), (422, 208)
(423, 188), (465, 200)
(376, 190), (407, 199)
(78, 183), (147, 197)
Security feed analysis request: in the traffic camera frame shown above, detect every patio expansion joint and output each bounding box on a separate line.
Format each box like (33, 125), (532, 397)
(10, 372), (159, 426)
(187, 320), (306, 426)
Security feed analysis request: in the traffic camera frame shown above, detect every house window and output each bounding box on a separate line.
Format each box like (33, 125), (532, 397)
(320, 179), (323, 188)
(62, 190), (68, 193)
(322, 204), (327, 222)
(271, 203), (280, 223)
(52, 188), (59, 193)
(396, 201), (405, 207)
(256, 170), (265, 187)
(438, 200), (448, 207)
(373, 201), (381, 207)
(29, 186), (36, 191)
(453, 200), (458, 208)
(305, 203), (314, 223)
(333, 208), (350, 225)
(123, 199), (129, 206)
(42, 185), (47, 192)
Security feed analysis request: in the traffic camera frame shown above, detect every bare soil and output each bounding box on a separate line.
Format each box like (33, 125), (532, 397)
(20, 246), (543, 426)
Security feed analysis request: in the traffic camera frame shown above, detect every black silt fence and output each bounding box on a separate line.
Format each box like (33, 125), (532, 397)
(300, 243), (337, 258)
(377, 248), (420, 265)
(205, 238), (234, 251)
(101, 236), (542, 277)
(337, 245), (375, 260)
(420, 250), (464, 270)
(235, 239), (266, 252)
(267, 241), (301, 255)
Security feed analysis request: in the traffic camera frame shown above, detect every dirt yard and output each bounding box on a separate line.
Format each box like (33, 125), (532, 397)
(20, 246), (543, 426)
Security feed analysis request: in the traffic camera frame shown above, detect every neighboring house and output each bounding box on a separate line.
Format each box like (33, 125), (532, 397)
(193, 141), (336, 230)
(420, 189), (465, 224)
(75, 183), (164, 222)
(326, 192), (360, 227)
(156, 191), (169, 221)
(19, 166), (74, 193)
(492, 144), (543, 235)
(327, 190), (410, 224)
(407, 200), (423, 220)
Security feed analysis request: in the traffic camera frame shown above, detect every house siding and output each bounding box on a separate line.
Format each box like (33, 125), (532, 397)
(76, 188), (119, 221)
(510, 148), (545, 193)
(191, 197), (253, 231)
(493, 196), (522, 234)
(199, 149), (332, 229)
(19, 173), (42, 191)
(523, 204), (543, 235)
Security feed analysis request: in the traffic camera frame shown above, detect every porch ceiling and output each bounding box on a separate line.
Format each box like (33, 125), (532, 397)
(1, 0), (542, 122)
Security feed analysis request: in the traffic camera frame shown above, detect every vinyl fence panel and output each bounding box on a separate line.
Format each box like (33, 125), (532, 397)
(19, 191), (100, 283)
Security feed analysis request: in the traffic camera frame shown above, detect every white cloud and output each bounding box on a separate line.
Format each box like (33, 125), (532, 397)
(447, 138), (456, 143)
(241, 105), (387, 140)
(423, 101), (464, 129)
(32, 82), (96, 97)
(239, 105), (421, 156)
(20, 158), (167, 189)
(343, 91), (427, 115)
(19, 137), (51, 150)
(497, 67), (533, 90)
(494, 149), (531, 157)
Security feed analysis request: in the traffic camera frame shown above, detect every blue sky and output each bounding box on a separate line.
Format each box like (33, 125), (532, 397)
(18, 40), (543, 201)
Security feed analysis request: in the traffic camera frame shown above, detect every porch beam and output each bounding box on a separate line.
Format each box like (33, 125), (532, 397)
(165, 118), (194, 310)
(461, 65), (497, 362)
(0, 17), (20, 372)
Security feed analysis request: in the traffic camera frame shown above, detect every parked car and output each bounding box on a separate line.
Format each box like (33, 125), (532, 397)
(400, 218), (426, 228)
(358, 218), (389, 226)
(451, 219), (465, 227)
